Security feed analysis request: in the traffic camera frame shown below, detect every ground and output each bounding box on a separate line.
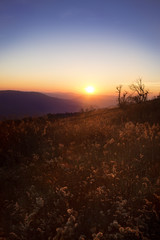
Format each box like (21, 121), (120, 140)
(0, 100), (160, 240)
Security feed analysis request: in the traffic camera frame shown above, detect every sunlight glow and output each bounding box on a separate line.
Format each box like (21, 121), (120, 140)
(85, 86), (95, 94)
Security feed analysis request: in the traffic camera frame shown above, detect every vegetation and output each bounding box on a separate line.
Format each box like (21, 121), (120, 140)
(0, 99), (160, 240)
(129, 79), (149, 103)
(116, 79), (149, 107)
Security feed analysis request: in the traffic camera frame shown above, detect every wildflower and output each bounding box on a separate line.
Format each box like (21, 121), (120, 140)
(142, 177), (150, 182)
(107, 173), (115, 179)
(108, 138), (115, 144)
(14, 202), (19, 211)
(96, 232), (103, 238)
(92, 232), (103, 240)
(119, 227), (125, 233)
(96, 186), (105, 195)
(121, 199), (127, 206)
(140, 153), (144, 159)
(36, 197), (44, 207)
(79, 235), (86, 240)
(112, 220), (120, 229)
(9, 232), (19, 239)
(59, 143), (64, 148)
(58, 186), (70, 197)
(67, 208), (73, 215)
(66, 215), (76, 225)
(142, 182), (148, 188)
(94, 143), (100, 148)
(125, 121), (135, 129)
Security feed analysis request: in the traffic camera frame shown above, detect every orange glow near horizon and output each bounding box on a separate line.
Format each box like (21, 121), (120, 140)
(0, 35), (160, 96)
(0, 1), (160, 97)
(0, 77), (159, 97)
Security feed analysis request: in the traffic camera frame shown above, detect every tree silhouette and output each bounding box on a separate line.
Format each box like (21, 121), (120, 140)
(129, 78), (149, 103)
(116, 85), (122, 107)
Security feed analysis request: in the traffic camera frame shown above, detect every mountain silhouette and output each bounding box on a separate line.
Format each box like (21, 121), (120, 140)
(0, 90), (82, 119)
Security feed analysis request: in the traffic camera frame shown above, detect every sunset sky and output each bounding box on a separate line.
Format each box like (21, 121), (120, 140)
(0, 0), (160, 95)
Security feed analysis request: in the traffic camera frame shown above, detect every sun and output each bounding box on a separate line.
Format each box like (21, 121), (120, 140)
(85, 86), (95, 94)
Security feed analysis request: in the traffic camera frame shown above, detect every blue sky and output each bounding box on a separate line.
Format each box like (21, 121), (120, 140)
(0, 0), (160, 94)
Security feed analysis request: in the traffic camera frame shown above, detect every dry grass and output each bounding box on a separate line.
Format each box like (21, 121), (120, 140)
(0, 101), (160, 240)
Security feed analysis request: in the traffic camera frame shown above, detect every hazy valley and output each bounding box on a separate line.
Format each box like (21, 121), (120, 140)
(0, 90), (116, 120)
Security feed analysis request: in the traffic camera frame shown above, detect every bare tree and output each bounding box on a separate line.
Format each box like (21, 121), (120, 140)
(121, 90), (128, 105)
(129, 78), (149, 103)
(116, 85), (122, 106)
(116, 85), (128, 107)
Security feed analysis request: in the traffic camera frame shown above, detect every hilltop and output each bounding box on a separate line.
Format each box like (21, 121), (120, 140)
(0, 99), (160, 240)
(0, 90), (81, 119)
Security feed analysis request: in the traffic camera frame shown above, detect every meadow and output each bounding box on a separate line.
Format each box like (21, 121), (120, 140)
(0, 99), (160, 240)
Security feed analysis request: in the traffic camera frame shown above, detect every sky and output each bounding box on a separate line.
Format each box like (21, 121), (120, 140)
(0, 0), (160, 95)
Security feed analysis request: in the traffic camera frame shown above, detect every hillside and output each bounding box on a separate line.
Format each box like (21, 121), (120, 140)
(0, 99), (160, 240)
(0, 90), (81, 119)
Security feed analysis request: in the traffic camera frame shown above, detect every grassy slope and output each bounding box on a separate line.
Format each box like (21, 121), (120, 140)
(0, 99), (160, 240)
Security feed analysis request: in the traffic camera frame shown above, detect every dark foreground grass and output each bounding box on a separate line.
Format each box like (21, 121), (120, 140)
(0, 100), (160, 240)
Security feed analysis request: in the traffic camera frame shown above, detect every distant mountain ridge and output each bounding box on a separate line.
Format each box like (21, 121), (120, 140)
(0, 90), (82, 119)
(45, 92), (117, 108)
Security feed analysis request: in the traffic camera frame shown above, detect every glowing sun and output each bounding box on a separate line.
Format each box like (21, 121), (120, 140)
(85, 86), (95, 94)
